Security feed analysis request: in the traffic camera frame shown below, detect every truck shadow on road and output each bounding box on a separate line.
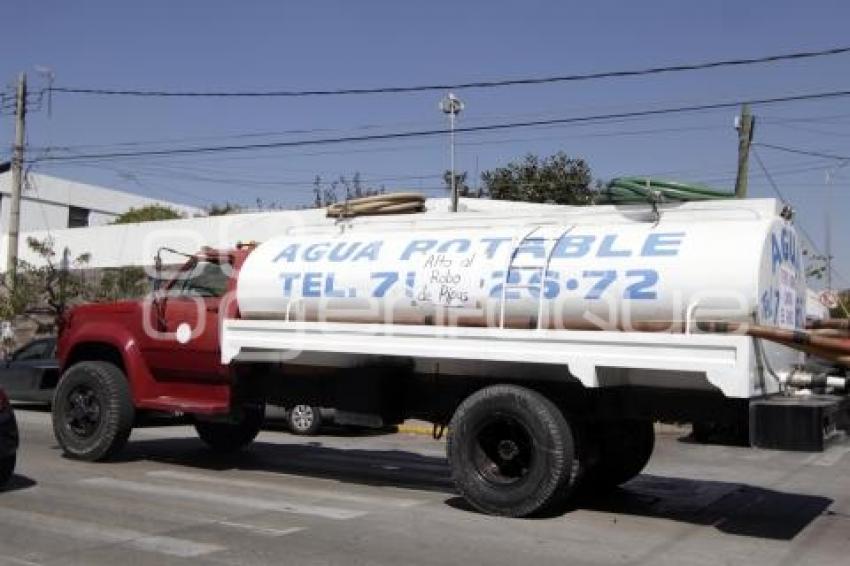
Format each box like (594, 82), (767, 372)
(114, 437), (829, 540)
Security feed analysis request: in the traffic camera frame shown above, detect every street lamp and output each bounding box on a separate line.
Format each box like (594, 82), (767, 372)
(825, 159), (850, 291)
(440, 92), (464, 212)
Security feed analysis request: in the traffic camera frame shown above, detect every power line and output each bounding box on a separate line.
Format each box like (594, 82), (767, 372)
(31, 88), (850, 164)
(48, 45), (850, 98)
(755, 142), (850, 161)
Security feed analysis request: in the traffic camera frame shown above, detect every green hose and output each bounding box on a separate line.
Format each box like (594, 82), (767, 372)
(596, 177), (735, 204)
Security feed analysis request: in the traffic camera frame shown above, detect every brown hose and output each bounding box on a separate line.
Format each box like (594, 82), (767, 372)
(807, 318), (850, 331)
(326, 192), (426, 218)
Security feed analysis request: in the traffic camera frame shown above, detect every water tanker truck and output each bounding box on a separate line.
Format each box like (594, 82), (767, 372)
(52, 195), (850, 517)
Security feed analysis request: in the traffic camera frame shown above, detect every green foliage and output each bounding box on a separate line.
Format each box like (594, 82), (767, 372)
(95, 267), (149, 301)
(482, 152), (594, 205)
(112, 204), (184, 224)
(0, 237), (92, 332)
(206, 202), (242, 216)
(442, 170), (476, 197)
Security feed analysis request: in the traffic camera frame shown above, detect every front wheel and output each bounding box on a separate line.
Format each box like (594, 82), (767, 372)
(287, 404), (322, 435)
(52, 361), (135, 461)
(195, 404), (264, 453)
(0, 455), (15, 487)
(447, 385), (579, 518)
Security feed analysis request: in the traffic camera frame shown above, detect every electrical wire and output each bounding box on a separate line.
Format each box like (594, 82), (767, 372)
(755, 143), (850, 161)
(48, 45), (850, 98)
(30, 89), (850, 164)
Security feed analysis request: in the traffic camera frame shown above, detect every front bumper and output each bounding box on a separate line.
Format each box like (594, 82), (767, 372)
(0, 409), (19, 457)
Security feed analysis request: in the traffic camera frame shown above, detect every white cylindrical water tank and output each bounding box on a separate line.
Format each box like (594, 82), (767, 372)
(236, 212), (805, 333)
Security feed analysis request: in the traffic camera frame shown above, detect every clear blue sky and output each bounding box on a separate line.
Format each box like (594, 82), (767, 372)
(3, 0), (850, 288)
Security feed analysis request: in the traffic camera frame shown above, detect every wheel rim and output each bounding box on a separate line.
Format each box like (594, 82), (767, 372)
(63, 385), (102, 438)
(290, 405), (315, 431)
(471, 413), (534, 486)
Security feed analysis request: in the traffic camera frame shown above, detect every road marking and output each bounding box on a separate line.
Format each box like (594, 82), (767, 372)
(1, 556), (43, 566)
(148, 469), (424, 508)
(81, 477), (365, 520)
(216, 521), (304, 537)
(0, 507), (223, 558)
(812, 445), (850, 467)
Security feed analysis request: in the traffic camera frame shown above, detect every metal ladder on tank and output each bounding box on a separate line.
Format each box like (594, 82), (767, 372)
(498, 224), (575, 329)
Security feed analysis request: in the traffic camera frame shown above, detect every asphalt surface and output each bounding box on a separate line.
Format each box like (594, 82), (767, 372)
(1, 408), (850, 566)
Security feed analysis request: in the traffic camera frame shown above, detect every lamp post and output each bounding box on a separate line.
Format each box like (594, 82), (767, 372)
(825, 159), (850, 291)
(440, 93), (464, 212)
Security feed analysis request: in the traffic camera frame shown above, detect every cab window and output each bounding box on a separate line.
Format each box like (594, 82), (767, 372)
(176, 260), (230, 298)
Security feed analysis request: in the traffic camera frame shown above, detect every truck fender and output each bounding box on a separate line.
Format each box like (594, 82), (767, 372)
(61, 322), (159, 405)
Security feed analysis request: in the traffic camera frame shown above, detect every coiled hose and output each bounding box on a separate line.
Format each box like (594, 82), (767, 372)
(596, 177), (734, 204)
(326, 192), (426, 218)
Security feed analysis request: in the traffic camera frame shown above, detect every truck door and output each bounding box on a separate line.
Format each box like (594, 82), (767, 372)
(146, 258), (231, 382)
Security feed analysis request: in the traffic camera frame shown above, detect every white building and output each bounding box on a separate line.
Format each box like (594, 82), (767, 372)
(0, 172), (202, 233)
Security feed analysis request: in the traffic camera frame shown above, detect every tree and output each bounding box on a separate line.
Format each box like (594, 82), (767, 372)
(481, 152), (594, 204)
(310, 173), (385, 208)
(442, 170), (475, 198)
(112, 205), (184, 224)
(95, 267), (149, 302)
(0, 237), (91, 333)
(206, 202), (242, 216)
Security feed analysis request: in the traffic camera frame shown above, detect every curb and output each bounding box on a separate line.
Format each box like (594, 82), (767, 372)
(396, 421), (445, 437)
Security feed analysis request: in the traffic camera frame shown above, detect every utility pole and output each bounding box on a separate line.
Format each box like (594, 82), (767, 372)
(5, 73), (26, 290)
(440, 93), (464, 212)
(734, 103), (755, 199)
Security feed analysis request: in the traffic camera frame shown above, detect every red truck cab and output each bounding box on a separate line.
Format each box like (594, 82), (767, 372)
(53, 244), (259, 460)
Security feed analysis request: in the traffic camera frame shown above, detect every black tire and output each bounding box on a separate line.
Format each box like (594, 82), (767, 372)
(52, 361), (134, 462)
(0, 454), (15, 488)
(587, 419), (654, 490)
(287, 404), (322, 435)
(195, 404), (264, 453)
(447, 385), (579, 518)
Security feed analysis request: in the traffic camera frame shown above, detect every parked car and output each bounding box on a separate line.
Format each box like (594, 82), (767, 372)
(0, 337), (58, 403)
(0, 388), (19, 487)
(265, 404), (330, 435)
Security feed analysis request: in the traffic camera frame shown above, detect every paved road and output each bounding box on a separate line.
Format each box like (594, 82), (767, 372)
(1, 408), (849, 565)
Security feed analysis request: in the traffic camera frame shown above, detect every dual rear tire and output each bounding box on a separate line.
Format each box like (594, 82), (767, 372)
(447, 384), (654, 517)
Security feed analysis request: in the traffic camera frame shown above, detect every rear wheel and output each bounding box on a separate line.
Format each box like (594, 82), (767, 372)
(52, 361), (134, 461)
(195, 404), (264, 452)
(287, 404), (322, 435)
(0, 454), (15, 487)
(586, 419), (654, 490)
(447, 385), (579, 517)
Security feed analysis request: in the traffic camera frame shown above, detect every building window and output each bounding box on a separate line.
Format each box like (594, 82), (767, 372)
(68, 206), (90, 228)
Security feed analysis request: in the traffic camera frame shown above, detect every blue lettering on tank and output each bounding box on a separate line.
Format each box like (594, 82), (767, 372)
(304, 242), (330, 261)
(516, 238), (546, 259)
(771, 233), (782, 273)
(280, 272), (302, 296)
(328, 242), (361, 261)
(481, 237), (512, 259)
(401, 240), (437, 260)
(437, 239), (471, 253)
(598, 234), (631, 257)
(273, 244), (299, 262)
(552, 235), (595, 258)
(324, 273), (345, 297)
(302, 273), (322, 297)
(641, 232), (684, 256)
(352, 241), (382, 261)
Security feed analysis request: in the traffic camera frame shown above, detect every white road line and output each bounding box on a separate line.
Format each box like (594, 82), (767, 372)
(0, 556), (43, 566)
(0, 507), (223, 558)
(812, 446), (850, 467)
(81, 477), (365, 520)
(216, 521), (304, 537)
(148, 469), (424, 508)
